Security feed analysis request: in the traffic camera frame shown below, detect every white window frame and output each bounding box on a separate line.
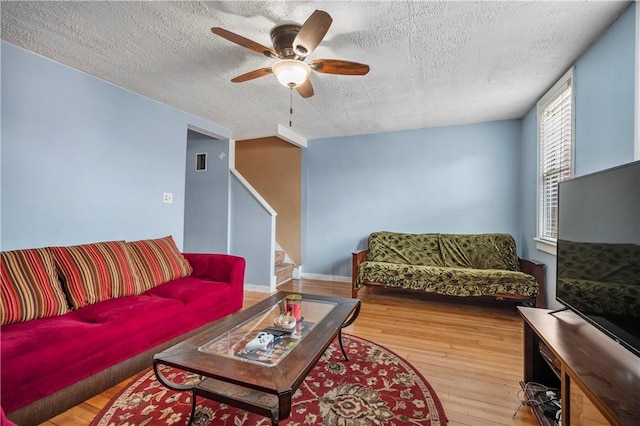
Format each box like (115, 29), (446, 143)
(535, 68), (575, 255)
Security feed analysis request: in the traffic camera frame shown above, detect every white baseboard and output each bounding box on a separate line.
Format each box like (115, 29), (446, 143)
(300, 273), (351, 283)
(244, 282), (276, 293)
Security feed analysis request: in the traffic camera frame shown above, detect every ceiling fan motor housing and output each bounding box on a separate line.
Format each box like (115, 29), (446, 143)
(270, 24), (302, 59)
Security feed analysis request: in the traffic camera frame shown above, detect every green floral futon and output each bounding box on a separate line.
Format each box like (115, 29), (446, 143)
(352, 232), (545, 307)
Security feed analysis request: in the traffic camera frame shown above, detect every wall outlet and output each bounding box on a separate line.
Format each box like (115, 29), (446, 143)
(163, 192), (173, 204)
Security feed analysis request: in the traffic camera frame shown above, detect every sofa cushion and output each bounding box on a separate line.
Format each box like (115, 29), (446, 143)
(1, 280), (241, 414)
(49, 241), (142, 308)
(367, 232), (443, 266)
(126, 235), (192, 290)
(1, 294), (186, 413)
(356, 261), (538, 297)
(438, 233), (521, 271)
(1, 248), (69, 325)
(145, 275), (241, 324)
(145, 275), (230, 306)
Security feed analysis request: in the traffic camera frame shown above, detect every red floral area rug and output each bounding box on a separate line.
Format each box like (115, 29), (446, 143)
(91, 334), (447, 426)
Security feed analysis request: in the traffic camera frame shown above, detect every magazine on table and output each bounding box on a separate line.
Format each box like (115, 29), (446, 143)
(234, 321), (315, 365)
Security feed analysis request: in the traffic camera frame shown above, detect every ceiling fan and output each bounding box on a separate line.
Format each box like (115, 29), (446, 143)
(211, 10), (370, 98)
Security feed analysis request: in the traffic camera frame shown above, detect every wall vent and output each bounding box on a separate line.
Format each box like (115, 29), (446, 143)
(196, 153), (207, 171)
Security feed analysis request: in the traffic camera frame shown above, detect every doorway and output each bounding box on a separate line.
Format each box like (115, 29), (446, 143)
(183, 129), (229, 253)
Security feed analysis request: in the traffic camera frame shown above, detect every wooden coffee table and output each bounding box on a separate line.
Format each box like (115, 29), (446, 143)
(153, 291), (361, 425)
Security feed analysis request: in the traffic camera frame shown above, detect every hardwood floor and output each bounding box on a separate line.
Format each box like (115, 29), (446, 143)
(40, 279), (539, 426)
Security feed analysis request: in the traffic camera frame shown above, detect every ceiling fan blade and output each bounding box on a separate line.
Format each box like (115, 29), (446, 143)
(231, 68), (273, 83)
(292, 10), (332, 57)
(211, 27), (278, 59)
(296, 79), (314, 98)
(310, 59), (370, 75)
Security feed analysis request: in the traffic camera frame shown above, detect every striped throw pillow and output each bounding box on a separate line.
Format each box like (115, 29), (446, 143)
(49, 241), (143, 308)
(1, 248), (69, 325)
(126, 236), (192, 290)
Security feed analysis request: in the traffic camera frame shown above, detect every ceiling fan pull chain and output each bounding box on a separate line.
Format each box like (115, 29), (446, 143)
(289, 86), (293, 127)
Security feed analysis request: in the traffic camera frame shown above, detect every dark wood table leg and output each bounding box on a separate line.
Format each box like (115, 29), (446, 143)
(338, 302), (361, 361)
(187, 390), (197, 425)
(270, 407), (279, 426)
(153, 361), (201, 426)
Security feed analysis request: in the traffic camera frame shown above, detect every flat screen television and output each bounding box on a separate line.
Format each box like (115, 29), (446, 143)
(556, 160), (640, 357)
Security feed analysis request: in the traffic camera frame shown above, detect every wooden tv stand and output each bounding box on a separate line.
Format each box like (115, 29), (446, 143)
(518, 307), (639, 425)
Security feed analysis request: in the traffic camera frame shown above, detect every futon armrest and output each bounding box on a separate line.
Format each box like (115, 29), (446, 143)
(351, 250), (368, 298)
(519, 258), (546, 308)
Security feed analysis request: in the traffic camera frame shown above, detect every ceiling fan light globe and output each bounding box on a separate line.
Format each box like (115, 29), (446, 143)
(272, 59), (311, 88)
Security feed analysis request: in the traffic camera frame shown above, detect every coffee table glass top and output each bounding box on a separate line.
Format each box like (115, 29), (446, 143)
(198, 296), (336, 366)
(153, 292), (361, 425)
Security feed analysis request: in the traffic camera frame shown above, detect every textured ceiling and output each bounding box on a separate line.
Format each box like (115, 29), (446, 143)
(1, 1), (631, 140)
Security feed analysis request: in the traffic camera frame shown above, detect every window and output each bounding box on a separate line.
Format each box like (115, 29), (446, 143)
(537, 68), (574, 252)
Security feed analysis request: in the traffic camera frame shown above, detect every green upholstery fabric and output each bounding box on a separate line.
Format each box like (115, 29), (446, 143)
(367, 232), (442, 266)
(366, 232), (521, 270)
(356, 232), (538, 298)
(438, 233), (521, 271)
(557, 240), (640, 316)
(357, 262), (538, 297)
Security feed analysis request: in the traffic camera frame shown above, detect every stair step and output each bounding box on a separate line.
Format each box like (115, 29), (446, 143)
(275, 250), (285, 266)
(275, 262), (294, 286)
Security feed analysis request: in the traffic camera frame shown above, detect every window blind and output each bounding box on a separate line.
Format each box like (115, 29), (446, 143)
(538, 82), (573, 241)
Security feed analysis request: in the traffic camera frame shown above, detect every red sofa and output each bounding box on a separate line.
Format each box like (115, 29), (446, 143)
(1, 239), (245, 426)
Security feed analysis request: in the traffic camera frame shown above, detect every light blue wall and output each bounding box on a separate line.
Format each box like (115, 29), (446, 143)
(520, 3), (636, 308)
(229, 173), (274, 289)
(303, 120), (523, 278)
(183, 130), (229, 253)
(574, 2), (636, 176)
(1, 41), (231, 251)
